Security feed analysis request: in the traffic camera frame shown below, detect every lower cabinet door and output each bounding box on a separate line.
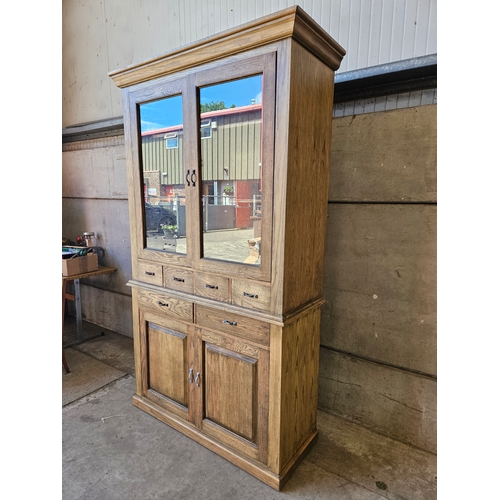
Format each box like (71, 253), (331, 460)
(140, 309), (192, 421)
(138, 308), (269, 464)
(198, 328), (269, 464)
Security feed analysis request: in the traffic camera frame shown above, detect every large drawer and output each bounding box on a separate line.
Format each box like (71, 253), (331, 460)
(137, 289), (193, 322)
(136, 261), (163, 286)
(231, 279), (271, 312)
(196, 304), (269, 347)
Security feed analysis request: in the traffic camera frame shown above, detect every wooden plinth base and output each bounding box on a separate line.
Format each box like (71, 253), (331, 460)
(132, 394), (317, 491)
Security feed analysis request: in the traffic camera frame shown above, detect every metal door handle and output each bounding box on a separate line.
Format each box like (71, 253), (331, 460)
(157, 301), (169, 308)
(186, 170), (191, 186)
(195, 372), (200, 387)
(188, 368), (194, 383)
(243, 292), (258, 299)
(223, 319), (237, 326)
(191, 171), (196, 187)
(173, 277), (185, 282)
(205, 284), (218, 290)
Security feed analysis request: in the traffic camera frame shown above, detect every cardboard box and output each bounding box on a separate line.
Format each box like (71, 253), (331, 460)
(62, 253), (99, 277)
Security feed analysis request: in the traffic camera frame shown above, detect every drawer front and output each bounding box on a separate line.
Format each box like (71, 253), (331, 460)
(231, 279), (271, 312)
(196, 305), (269, 347)
(195, 273), (230, 302)
(163, 266), (194, 294)
(137, 261), (163, 286)
(137, 289), (193, 322)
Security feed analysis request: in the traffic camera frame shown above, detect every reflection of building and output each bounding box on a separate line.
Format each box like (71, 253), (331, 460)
(141, 104), (262, 230)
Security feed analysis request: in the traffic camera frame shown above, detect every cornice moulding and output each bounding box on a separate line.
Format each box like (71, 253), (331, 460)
(109, 6), (346, 89)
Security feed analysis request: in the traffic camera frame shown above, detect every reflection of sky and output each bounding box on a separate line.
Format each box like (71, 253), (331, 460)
(140, 75), (262, 132)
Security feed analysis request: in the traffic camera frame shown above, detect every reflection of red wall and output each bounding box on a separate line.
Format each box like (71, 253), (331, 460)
(162, 185), (174, 198)
(235, 181), (251, 228)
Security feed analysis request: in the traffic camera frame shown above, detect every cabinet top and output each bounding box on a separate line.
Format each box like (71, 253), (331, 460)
(109, 6), (346, 89)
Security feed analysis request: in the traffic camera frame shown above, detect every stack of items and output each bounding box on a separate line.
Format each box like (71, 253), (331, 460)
(62, 232), (99, 276)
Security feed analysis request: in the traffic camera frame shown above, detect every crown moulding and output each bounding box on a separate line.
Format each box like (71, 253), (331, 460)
(109, 6), (346, 89)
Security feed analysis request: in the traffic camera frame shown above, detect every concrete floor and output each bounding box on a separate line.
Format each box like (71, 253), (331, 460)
(62, 316), (437, 500)
(147, 228), (258, 264)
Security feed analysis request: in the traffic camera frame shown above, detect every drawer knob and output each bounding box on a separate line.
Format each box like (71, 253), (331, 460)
(173, 277), (185, 282)
(243, 292), (259, 299)
(145, 271), (155, 276)
(223, 319), (237, 326)
(157, 301), (169, 308)
(206, 284), (219, 290)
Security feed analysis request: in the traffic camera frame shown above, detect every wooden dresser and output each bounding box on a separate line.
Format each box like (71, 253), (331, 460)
(110, 6), (345, 490)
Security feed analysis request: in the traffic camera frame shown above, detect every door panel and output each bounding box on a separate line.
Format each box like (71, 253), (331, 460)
(139, 93), (187, 254)
(204, 344), (257, 441)
(199, 74), (263, 268)
(139, 310), (191, 420)
(148, 323), (188, 407)
(200, 328), (269, 463)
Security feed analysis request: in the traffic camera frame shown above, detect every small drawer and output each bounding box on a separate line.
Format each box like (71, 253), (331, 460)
(196, 305), (269, 347)
(195, 273), (230, 302)
(137, 261), (163, 286)
(163, 266), (194, 294)
(231, 279), (271, 312)
(137, 289), (193, 322)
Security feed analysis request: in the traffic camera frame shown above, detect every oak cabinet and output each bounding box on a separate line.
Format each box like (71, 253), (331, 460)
(111, 6), (345, 490)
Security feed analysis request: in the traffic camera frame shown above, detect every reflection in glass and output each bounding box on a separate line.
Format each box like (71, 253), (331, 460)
(199, 75), (263, 266)
(139, 95), (186, 254)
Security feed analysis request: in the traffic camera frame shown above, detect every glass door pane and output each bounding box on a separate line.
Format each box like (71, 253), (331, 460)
(199, 75), (263, 266)
(139, 95), (187, 254)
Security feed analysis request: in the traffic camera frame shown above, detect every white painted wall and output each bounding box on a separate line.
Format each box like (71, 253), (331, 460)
(62, 0), (437, 127)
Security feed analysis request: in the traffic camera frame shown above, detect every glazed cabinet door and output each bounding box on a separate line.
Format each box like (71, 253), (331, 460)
(193, 53), (276, 282)
(124, 52), (276, 283)
(125, 75), (200, 269)
(192, 327), (270, 464)
(138, 309), (194, 422)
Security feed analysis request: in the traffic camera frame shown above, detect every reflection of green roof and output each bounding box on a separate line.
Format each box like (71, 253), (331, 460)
(142, 125), (183, 137)
(201, 103), (262, 119)
(141, 103), (262, 137)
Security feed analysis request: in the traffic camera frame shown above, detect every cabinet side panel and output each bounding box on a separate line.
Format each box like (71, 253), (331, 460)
(280, 307), (321, 467)
(282, 40), (334, 312)
(123, 88), (141, 278)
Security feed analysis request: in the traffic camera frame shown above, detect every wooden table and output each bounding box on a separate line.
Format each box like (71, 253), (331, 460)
(62, 267), (116, 349)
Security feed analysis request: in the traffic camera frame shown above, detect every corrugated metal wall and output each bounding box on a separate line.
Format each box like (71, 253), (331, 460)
(334, 88), (437, 117)
(142, 132), (186, 186)
(200, 109), (262, 181)
(141, 108), (262, 182)
(62, 0), (436, 128)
